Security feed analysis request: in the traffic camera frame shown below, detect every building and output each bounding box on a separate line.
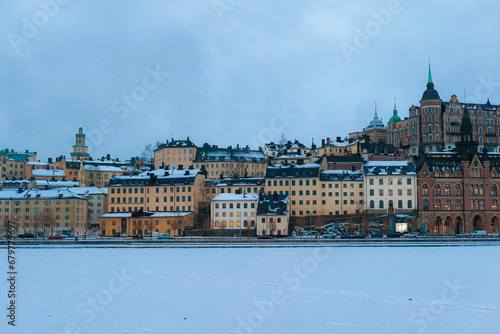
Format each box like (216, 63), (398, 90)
(1, 180), (31, 188)
(263, 139), (312, 159)
(362, 106), (388, 144)
(194, 144), (266, 178)
(363, 160), (417, 214)
(388, 66), (500, 156)
(31, 180), (80, 189)
(320, 155), (362, 171)
(256, 194), (289, 236)
(265, 163), (321, 217)
(70, 126), (90, 160)
(68, 187), (108, 231)
(154, 138), (198, 168)
(107, 166), (206, 216)
(416, 106), (500, 235)
(319, 170), (364, 216)
(100, 211), (193, 237)
(316, 137), (361, 157)
(0, 148), (35, 181)
(80, 160), (136, 187)
(0, 188), (88, 237)
(210, 193), (259, 234)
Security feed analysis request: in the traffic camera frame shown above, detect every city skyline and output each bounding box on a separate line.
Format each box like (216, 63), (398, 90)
(2, 1), (499, 160)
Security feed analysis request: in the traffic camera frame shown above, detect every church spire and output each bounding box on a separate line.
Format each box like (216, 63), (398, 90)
(428, 63), (433, 83)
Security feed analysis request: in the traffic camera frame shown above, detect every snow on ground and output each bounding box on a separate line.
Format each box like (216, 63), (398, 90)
(1, 244), (499, 334)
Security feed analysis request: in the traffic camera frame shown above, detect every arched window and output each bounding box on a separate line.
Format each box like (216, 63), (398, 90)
(435, 125), (439, 132)
(422, 184), (428, 196)
(445, 200), (451, 210)
(492, 200), (498, 210)
(398, 200), (403, 209)
(428, 124), (432, 132)
(435, 200), (441, 210)
(455, 200), (461, 209)
(474, 185), (479, 196)
(480, 185), (484, 196)
(370, 200), (375, 209)
(435, 185), (441, 196)
(455, 185), (461, 196)
(444, 184), (451, 196)
(408, 200), (412, 209)
(492, 185), (497, 196)
(423, 200), (429, 211)
(470, 185), (474, 196)
(379, 200), (384, 209)
(475, 200), (480, 210)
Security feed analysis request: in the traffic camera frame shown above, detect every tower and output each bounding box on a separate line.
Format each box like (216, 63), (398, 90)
(419, 64), (444, 152)
(455, 106), (478, 160)
(71, 126), (90, 160)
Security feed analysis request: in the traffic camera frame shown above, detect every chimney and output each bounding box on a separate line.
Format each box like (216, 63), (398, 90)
(321, 139), (325, 147)
(326, 138), (331, 146)
(48, 157), (53, 163)
(178, 164), (184, 170)
(336, 137), (342, 143)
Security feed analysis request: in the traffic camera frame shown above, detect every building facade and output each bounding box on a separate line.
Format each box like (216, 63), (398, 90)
(210, 193), (259, 233)
(256, 194), (289, 236)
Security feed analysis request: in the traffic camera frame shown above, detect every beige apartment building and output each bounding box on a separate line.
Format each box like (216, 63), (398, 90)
(265, 163), (322, 217)
(107, 167), (206, 215)
(68, 187), (108, 231)
(154, 138), (198, 168)
(319, 170), (364, 216)
(80, 161), (135, 187)
(0, 188), (88, 237)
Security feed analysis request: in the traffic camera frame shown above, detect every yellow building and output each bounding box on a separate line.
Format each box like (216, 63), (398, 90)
(0, 188), (88, 237)
(265, 163), (322, 217)
(316, 137), (362, 157)
(106, 166), (206, 214)
(265, 163), (365, 218)
(154, 138), (198, 168)
(100, 211), (193, 237)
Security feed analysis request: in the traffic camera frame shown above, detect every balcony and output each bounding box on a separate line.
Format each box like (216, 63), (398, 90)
(486, 133), (497, 137)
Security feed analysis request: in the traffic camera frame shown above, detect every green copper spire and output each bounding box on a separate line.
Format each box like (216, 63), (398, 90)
(388, 97), (401, 124)
(428, 64), (433, 83)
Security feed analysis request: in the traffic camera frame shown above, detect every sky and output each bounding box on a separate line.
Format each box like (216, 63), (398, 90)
(1, 0), (499, 161)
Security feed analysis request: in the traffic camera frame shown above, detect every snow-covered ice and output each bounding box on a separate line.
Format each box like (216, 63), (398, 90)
(1, 244), (499, 333)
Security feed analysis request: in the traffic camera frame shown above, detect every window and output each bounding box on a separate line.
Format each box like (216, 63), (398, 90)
(434, 185), (441, 196)
(370, 200), (374, 209)
(455, 185), (461, 196)
(398, 200), (403, 209)
(444, 184), (451, 196)
(492, 185), (498, 196)
(423, 200), (429, 211)
(407, 200), (412, 209)
(422, 184), (428, 196)
(379, 200), (384, 209)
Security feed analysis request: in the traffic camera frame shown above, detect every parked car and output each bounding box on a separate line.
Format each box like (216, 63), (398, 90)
(257, 235), (273, 239)
(404, 232), (419, 238)
(488, 232), (500, 237)
(470, 230), (487, 237)
(323, 233), (336, 239)
(371, 233), (385, 238)
(158, 234), (174, 239)
(48, 234), (64, 240)
(456, 233), (471, 237)
(340, 234), (353, 239)
(132, 234), (143, 239)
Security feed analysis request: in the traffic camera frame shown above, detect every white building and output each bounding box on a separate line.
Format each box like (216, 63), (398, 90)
(363, 161), (417, 213)
(211, 193), (259, 233)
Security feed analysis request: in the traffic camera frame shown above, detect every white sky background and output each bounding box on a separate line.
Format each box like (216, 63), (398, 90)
(0, 0), (499, 160)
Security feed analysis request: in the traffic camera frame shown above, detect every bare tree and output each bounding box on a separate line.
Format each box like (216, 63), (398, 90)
(203, 217), (212, 237)
(244, 219), (253, 237)
(37, 211), (56, 239)
(146, 218), (155, 240)
(218, 219), (226, 238)
(295, 217), (306, 237)
(171, 218), (180, 237)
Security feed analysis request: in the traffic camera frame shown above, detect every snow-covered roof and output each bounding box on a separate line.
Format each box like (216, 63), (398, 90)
(68, 187), (108, 196)
(206, 177), (265, 187)
(84, 165), (135, 172)
(212, 193), (260, 201)
(101, 211), (192, 218)
(109, 168), (202, 187)
(1, 180), (31, 187)
(363, 160), (416, 175)
(34, 180), (79, 187)
(0, 188), (86, 200)
(32, 169), (66, 177)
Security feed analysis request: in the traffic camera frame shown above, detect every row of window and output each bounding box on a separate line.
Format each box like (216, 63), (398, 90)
(215, 212), (255, 217)
(369, 189), (412, 196)
(422, 199), (498, 211)
(369, 200), (413, 209)
(214, 220), (255, 228)
(109, 206), (191, 212)
(368, 178), (412, 185)
(422, 184), (498, 196)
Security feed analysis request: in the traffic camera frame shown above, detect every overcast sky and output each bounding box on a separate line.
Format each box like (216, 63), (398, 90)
(1, 0), (499, 161)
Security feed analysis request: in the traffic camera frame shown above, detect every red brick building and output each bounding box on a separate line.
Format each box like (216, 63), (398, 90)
(417, 107), (500, 235)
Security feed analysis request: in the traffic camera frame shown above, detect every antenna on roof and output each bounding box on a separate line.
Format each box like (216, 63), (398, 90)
(464, 86), (467, 104)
